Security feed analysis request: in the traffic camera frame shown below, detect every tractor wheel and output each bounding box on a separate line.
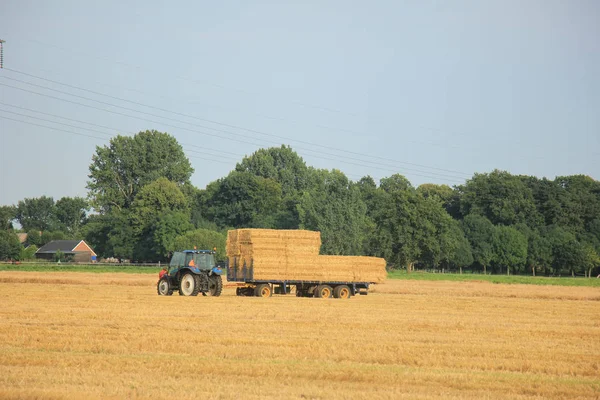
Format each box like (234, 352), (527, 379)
(157, 277), (173, 296)
(333, 285), (351, 299)
(255, 283), (272, 298)
(315, 284), (333, 298)
(208, 275), (223, 297)
(179, 272), (200, 296)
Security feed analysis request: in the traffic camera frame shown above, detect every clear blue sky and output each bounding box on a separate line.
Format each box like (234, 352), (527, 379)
(1, 0), (598, 206)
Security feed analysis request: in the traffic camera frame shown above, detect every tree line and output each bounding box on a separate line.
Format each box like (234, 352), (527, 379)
(1, 130), (599, 277)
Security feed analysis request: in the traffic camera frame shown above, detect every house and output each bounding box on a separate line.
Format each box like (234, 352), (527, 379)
(35, 240), (97, 263)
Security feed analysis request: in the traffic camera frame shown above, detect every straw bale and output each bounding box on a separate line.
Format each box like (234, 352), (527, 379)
(225, 229), (386, 283)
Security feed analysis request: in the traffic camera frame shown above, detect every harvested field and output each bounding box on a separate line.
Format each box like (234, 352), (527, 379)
(0, 271), (599, 399)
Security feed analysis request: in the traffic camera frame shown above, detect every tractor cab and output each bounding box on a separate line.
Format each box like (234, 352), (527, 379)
(168, 250), (222, 274)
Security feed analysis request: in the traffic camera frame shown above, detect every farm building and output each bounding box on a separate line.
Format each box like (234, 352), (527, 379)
(35, 240), (97, 262)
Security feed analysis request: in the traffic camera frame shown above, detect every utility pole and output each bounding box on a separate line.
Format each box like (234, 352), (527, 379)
(0, 39), (4, 68)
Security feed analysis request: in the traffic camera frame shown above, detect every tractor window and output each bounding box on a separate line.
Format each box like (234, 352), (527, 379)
(193, 253), (215, 270)
(169, 252), (185, 267)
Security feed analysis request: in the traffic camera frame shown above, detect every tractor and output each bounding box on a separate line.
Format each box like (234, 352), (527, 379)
(157, 250), (223, 296)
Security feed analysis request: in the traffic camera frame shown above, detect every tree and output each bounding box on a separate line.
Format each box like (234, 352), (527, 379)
(15, 196), (57, 231)
(55, 197), (89, 234)
(83, 212), (135, 260)
(491, 225), (528, 275)
(514, 224), (552, 276)
(26, 230), (42, 247)
(235, 145), (309, 197)
(19, 245), (38, 261)
(171, 229), (227, 261)
(298, 169), (368, 255)
(457, 170), (542, 227)
(546, 226), (586, 277)
(130, 178), (193, 261)
(0, 205), (16, 230)
(417, 183), (454, 212)
(461, 214), (495, 274)
(203, 171), (282, 229)
(554, 175), (600, 234)
(235, 145), (309, 228)
(41, 231), (66, 246)
(135, 211), (193, 261)
(581, 243), (600, 278)
(87, 130), (193, 212)
(449, 232), (474, 273)
(365, 174), (421, 269)
(0, 231), (21, 260)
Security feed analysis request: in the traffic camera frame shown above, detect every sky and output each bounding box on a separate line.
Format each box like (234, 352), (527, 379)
(0, 0), (598, 206)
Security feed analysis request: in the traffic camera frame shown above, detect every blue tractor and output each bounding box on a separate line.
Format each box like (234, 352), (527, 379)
(157, 250), (223, 296)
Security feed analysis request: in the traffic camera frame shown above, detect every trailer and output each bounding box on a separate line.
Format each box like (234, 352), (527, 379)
(227, 257), (372, 298)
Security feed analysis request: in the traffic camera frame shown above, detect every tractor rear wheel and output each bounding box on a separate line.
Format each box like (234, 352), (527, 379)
(179, 272), (200, 296)
(157, 277), (173, 296)
(315, 284), (333, 298)
(208, 275), (223, 297)
(333, 285), (350, 299)
(255, 283), (272, 298)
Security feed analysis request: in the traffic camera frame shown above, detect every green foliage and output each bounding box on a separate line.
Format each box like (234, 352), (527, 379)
(54, 249), (64, 262)
(55, 197), (89, 235)
(461, 214), (495, 272)
(546, 226), (586, 276)
(0, 205), (16, 230)
(83, 212), (135, 260)
(0, 231), (21, 260)
(26, 230), (42, 247)
(235, 145), (309, 197)
(203, 171), (282, 228)
(19, 245), (38, 260)
(491, 225), (528, 274)
(87, 130), (193, 212)
(458, 170), (542, 227)
(7, 141), (600, 277)
(171, 229), (227, 261)
(41, 231), (66, 246)
(16, 196), (58, 231)
(298, 169), (368, 255)
(130, 178), (193, 261)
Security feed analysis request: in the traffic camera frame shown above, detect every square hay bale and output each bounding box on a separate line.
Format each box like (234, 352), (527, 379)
(225, 229), (385, 283)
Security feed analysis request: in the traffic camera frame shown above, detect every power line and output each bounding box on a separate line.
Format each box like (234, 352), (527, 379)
(0, 114), (233, 165)
(0, 78), (467, 182)
(0, 102), (241, 164)
(2, 68), (472, 178)
(1, 83), (465, 183)
(19, 37), (358, 116)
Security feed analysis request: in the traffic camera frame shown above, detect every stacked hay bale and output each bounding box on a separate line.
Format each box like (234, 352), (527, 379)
(226, 229), (386, 283)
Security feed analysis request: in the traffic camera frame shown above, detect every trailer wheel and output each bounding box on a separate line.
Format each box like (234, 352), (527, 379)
(315, 285), (333, 298)
(333, 285), (350, 299)
(255, 283), (272, 298)
(179, 272), (200, 296)
(208, 275), (223, 297)
(157, 277), (173, 296)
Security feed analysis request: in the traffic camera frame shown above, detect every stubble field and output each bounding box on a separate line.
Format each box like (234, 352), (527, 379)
(0, 271), (599, 399)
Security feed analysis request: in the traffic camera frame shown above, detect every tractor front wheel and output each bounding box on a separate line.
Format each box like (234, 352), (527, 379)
(179, 272), (200, 296)
(208, 275), (223, 297)
(157, 277), (173, 296)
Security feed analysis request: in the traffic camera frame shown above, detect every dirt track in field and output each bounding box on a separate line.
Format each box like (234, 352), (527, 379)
(0, 271), (599, 399)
